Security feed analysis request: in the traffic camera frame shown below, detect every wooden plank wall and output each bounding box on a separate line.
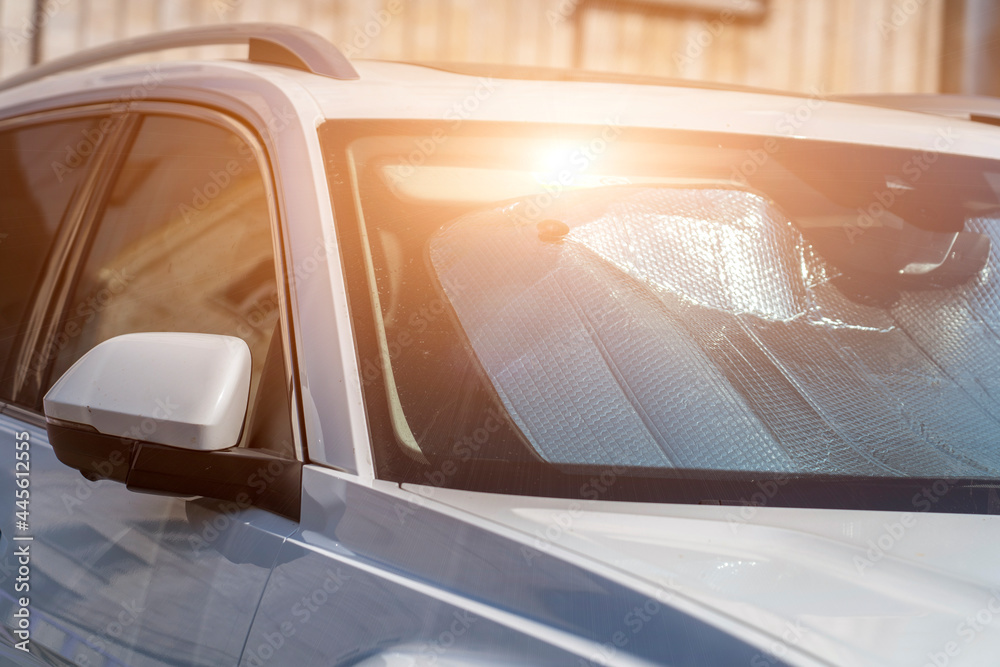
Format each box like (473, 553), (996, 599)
(1, 0), (945, 94)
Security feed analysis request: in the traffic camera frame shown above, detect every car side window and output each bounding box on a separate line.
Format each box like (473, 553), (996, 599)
(0, 117), (108, 400)
(44, 113), (292, 455)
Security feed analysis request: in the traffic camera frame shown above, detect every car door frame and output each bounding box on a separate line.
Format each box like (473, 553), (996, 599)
(0, 96), (312, 665)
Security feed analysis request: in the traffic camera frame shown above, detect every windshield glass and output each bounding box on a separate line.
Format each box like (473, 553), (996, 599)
(322, 120), (1000, 512)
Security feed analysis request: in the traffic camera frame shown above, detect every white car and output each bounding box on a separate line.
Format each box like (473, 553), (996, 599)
(0, 22), (999, 667)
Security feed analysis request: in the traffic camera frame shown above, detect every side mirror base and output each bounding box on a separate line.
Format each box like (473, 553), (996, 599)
(128, 441), (302, 521)
(48, 421), (133, 483)
(47, 420), (302, 521)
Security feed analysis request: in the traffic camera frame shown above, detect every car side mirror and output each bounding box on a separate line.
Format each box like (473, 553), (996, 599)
(43, 333), (301, 520)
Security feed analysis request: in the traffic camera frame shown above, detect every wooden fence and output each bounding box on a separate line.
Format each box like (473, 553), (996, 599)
(0, 0), (946, 93)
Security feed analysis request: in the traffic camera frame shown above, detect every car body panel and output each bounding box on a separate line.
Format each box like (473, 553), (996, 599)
(241, 466), (801, 666)
(0, 413), (298, 666)
(413, 484), (1000, 667)
(312, 61), (1000, 159)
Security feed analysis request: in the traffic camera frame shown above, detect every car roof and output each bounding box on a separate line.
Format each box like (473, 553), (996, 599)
(1, 24), (999, 161)
(309, 60), (1000, 159)
(395, 60), (809, 96)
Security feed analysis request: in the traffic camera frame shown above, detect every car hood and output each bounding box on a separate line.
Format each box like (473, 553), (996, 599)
(407, 484), (1000, 666)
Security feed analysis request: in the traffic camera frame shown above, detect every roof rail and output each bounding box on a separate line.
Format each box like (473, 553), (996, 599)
(0, 23), (358, 93)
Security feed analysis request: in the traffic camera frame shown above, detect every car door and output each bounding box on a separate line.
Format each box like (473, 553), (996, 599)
(0, 103), (301, 666)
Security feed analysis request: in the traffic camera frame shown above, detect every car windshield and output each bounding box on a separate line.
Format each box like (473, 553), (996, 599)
(322, 119), (1000, 512)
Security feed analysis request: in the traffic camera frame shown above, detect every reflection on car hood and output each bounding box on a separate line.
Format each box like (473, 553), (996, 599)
(409, 484), (1000, 667)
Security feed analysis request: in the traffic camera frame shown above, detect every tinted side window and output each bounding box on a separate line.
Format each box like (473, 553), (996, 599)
(43, 114), (289, 452)
(0, 117), (107, 399)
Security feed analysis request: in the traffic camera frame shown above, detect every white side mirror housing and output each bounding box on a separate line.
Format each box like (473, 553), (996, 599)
(44, 332), (251, 451)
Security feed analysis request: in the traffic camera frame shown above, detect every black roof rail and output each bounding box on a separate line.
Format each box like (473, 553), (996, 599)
(0, 23), (358, 93)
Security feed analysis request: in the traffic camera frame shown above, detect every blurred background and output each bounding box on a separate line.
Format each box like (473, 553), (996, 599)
(0, 0), (998, 95)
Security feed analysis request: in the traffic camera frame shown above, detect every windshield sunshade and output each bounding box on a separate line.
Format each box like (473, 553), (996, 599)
(429, 186), (1000, 477)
